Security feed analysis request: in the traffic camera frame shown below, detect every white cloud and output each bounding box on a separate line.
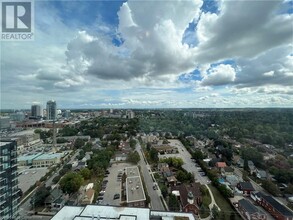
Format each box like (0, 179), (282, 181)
(201, 64), (236, 86)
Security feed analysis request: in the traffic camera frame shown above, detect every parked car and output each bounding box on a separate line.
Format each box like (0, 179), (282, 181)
(113, 193), (120, 200)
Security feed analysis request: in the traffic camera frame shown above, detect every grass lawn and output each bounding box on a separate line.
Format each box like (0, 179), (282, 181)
(202, 185), (212, 207)
(209, 185), (242, 220)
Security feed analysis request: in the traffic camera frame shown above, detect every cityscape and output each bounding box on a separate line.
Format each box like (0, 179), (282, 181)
(1, 0), (293, 220)
(1, 104), (293, 220)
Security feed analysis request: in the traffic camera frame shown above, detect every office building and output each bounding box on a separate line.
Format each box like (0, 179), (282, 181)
(31, 105), (42, 117)
(0, 140), (20, 220)
(0, 117), (10, 129)
(47, 100), (57, 120)
(10, 112), (25, 122)
(64, 110), (71, 118)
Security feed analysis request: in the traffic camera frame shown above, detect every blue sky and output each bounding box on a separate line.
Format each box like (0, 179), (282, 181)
(1, 0), (293, 109)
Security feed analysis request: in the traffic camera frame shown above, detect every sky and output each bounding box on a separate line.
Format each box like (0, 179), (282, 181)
(1, 0), (293, 109)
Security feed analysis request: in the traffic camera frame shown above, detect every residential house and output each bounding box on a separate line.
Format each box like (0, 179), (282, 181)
(236, 182), (255, 196)
(216, 162), (227, 170)
(248, 161), (256, 175)
(45, 188), (65, 211)
(226, 175), (240, 187)
(80, 189), (95, 205)
(256, 170), (268, 180)
(166, 176), (177, 186)
(237, 158), (244, 168)
(221, 166), (234, 176)
(171, 183), (202, 215)
(238, 199), (267, 220)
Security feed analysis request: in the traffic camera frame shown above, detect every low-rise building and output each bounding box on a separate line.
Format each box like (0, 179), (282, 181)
(221, 166), (234, 176)
(125, 166), (146, 207)
(238, 199), (267, 220)
(258, 194), (293, 220)
(51, 205), (197, 220)
(171, 183), (202, 215)
(32, 153), (63, 167)
(236, 182), (255, 196)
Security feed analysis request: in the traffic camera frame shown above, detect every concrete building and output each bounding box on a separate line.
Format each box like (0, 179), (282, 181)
(0, 117), (10, 129)
(64, 110), (71, 118)
(32, 153), (63, 167)
(31, 105), (42, 117)
(125, 166), (146, 207)
(126, 110), (135, 119)
(0, 140), (20, 220)
(51, 205), (197, 220)
(10, 112), (25, 122)
(47, 100), (57, 120)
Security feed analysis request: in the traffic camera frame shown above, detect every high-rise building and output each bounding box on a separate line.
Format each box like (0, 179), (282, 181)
(46, 100), (57, 120)
(0, 117), (10, 129)
(31, 105), (42, 117)
(0, 140), (20, 220)
(64, 110), (71, 118)
(10, 112), (25, 121)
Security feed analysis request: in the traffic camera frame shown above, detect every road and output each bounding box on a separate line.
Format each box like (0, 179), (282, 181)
(135, 142), (166, 211)
(19, 150), (79, 218)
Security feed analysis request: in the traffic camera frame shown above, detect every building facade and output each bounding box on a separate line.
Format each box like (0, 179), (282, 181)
(31, 105), (42, 117)
(0, 141), (20, 220)
(46, 100), (57, 120)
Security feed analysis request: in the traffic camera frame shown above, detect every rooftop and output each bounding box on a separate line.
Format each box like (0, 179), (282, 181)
(52, 205), (196, 220)
(238, 199), (263, 215)
(18, 153), (43, 162)
(263, 195), (293, 217)
(126, 176), (146, 203)
(126, 166), (140, 177)
(33, 153), (63, 160)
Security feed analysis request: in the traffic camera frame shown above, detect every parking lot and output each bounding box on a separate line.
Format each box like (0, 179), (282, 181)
(98, 162), (132, 206)
(18, 167), (48, 192)
(158, 139), (210, 185)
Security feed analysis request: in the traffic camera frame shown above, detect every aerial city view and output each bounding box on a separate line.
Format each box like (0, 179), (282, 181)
(0, 0), (292, 219)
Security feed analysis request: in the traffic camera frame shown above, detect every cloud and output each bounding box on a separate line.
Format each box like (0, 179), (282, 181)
(200, 64), (236, 86)
(1, 0), (293, 109)
(195, 0), (293, 63)
(65, 0), (203, 81)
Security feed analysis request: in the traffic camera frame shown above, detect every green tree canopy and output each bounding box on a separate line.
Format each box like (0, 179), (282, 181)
(80, 168), (91, 180)
(60, 172), (84, 194)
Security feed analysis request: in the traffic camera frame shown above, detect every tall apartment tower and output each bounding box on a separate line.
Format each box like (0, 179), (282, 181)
(0, 140), (20, 220)
(31, 105), (42, 117)
(46, 100), (57, 120)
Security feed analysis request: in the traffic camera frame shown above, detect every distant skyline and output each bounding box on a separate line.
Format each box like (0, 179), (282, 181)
(1, 0), (292, 109)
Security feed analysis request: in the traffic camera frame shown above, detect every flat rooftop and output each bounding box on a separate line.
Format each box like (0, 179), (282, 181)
(126, 166), (140, 177)
(18, 153), (43, 161)
(52, 205), (196, 220)
(125, 166), (146, 203)
(33, 153), (63, 160)
(52, 205), (150, 220)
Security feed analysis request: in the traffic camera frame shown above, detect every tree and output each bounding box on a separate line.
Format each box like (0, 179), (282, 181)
(80, 168), (91, 180)
(160, 185), (168, 198)
(60, 172), (84, 194)
(129, 139), (137, 149)
(149, 148), (159, 163)
(211, 205), (220, 219)
(127, 151), (140, 164)
(262, 180), (280, 196)
(31, 185), (50, 207)
(52, 175), (61, 184)
(242, 171), (249, 182)
(168, 194), (180, 211)
(74, 138), (85, 149)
